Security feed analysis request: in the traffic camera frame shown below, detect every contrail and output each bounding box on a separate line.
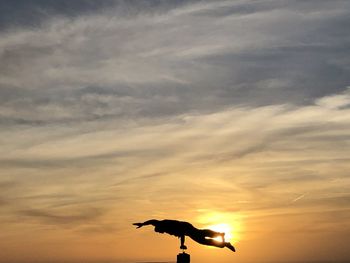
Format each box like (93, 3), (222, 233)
(291, 193), (306, 203)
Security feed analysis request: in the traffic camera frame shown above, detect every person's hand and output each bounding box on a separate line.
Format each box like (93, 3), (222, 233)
(133, 223), (143, 228)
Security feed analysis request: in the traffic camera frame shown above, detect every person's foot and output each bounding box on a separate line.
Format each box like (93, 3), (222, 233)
(180, 245), (187, 250)
(225, 242), (236, 252)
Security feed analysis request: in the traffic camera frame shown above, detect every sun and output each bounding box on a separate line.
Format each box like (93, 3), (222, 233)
(196, 211), (242, 242)
(207, 223), (233, 242)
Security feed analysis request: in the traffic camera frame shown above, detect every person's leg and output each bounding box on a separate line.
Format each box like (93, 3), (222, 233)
(189, 231), (235, 251)
(200, 229), (218, 237)
(190, 235), (235, 252)
(201, 229), (225, 242)
(192, 236), (226, 247)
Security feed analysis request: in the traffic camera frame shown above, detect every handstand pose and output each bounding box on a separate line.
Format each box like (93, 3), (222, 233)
(133, 219), (235, 252)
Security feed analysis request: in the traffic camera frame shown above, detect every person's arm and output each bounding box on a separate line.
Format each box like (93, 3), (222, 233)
(180, 235), (187, 250)
(133, 219), (159, 228)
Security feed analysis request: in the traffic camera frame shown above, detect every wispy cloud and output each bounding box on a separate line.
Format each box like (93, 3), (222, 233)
(1, 0), (350, 126)
(1, 89), (349, 225)
(19, 207), (104, 225)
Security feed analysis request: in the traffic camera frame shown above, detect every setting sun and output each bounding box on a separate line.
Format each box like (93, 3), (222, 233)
(207, 223), (233, 242)
(197, 211), (242, 244)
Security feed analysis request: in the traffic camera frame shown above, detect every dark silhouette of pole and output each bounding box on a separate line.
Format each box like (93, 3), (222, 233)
(177, 252), (190, 263)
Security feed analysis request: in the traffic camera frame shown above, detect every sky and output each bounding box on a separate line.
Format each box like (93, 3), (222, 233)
(0, 0), (350, 262)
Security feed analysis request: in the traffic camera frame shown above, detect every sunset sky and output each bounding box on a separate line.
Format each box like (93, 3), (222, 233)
(1, 1), (350, 263)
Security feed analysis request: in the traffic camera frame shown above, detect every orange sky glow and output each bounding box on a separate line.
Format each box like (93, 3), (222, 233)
(1, 102), (350, 263)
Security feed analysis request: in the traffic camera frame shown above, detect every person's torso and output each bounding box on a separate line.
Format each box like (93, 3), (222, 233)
(159, 220), (195, 237)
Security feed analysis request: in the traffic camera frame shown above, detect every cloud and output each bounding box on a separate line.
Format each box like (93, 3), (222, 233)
(0, 0), (194, 31)
(1, 0), (350, 126)
(19, 207), (104, 225)
(315, 88), (350, 109)
(2, 90), (349, 217)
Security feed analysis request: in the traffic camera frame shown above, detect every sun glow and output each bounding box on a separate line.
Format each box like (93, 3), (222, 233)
(207, 223), (233, 242)
(197, 211), (242, 243)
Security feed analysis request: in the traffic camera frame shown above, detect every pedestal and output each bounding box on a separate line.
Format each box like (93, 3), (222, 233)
(177, 252), (190, 263)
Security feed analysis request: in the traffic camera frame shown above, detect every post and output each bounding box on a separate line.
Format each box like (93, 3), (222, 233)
(177, 252), (190, 263)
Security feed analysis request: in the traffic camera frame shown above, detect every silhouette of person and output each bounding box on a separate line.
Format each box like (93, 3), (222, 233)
(133, 219), (236, 252)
